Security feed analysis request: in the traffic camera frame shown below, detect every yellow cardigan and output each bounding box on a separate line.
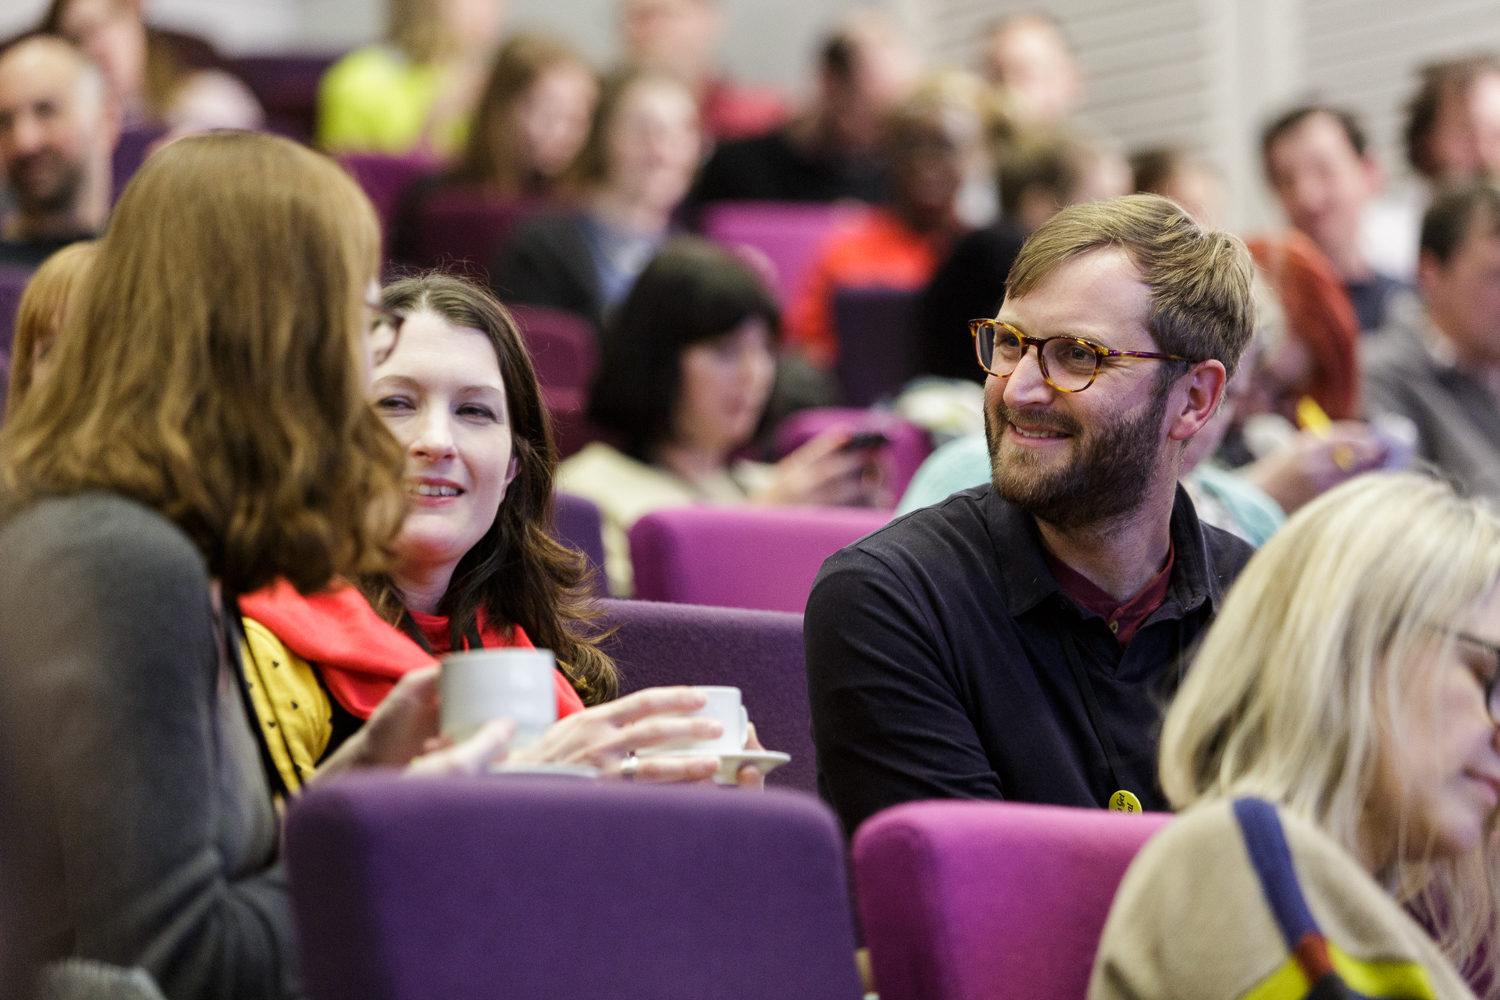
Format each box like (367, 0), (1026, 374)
(239, 618), (333, 795)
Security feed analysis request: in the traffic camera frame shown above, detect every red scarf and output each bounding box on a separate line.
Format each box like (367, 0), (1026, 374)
(238, 578), (585, 720)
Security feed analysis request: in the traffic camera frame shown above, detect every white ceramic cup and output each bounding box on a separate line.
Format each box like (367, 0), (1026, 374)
(440, 648), (558, 748)
(634, 685), (749, 757)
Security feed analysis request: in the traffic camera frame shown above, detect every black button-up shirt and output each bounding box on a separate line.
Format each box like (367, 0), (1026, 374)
(805, 483), (1254, 837)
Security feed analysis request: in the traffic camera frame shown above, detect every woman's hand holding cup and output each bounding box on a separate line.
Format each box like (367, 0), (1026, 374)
(508, 687), (724, 781)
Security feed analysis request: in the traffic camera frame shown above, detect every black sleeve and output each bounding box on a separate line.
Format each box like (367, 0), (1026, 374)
(489, 217), (597, 327)
(0, 498), (299, 1000)
(805, 547), (1005, 838)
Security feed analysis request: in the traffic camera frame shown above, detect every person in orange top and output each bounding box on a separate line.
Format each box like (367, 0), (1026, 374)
(785, 80), (981, 369)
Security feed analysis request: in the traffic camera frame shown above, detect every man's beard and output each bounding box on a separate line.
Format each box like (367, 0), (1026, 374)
(985, 391), (1170, 532)
(7, 151), (85, 216)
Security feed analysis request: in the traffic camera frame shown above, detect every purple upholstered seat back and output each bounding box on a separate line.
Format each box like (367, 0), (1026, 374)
(627, 505), (890, 613)
(338, 153), (439, 244)
(700, 201), (863, 304)
(852, 800), (1170, 1000)
(285, 775), (863, 1000)
(774, 408), (933, 502)
(507, 303), (598, 394)
(0, 265), (28, 357)
(228, 54), (338, 143)
(551, 492), (606, 592)
(598, 598), (813, 793)
(832, 286), (922, 406)
(112, 125), (169, 203)
(413, 190), (544, 273)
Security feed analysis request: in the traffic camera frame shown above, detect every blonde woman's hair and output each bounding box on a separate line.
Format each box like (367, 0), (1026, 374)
(0, 131), (408, 598)
(6, 240), (96, 419)
(1161, 472), (1500, 981)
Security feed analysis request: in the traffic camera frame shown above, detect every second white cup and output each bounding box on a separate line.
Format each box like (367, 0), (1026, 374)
(635, 685), (749, 756)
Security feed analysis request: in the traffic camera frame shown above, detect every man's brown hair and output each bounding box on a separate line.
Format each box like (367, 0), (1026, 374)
(1006, 193), (1255, 380)
(0, 131), (408, 597)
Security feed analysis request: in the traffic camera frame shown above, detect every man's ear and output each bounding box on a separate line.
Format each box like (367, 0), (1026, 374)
(1166, 359), (1227, 443)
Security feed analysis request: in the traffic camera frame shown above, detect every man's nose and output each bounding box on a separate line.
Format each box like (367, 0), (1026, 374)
(1002, 345), (1056, 409)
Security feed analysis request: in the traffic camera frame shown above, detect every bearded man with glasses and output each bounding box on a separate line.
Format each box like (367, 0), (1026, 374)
(806, 194), (1258, 836)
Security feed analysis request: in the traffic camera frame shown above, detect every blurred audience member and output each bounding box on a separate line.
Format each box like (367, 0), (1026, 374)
(687, 11), (919, 207)
(317, 0), (507, 157)
(389, 34), (596, 263)
(784, 77), (981, 369)
(1407, 54), (1500, 185)
(1092, 473), (1500, 1000)
(1365, 182), (1500, 504)
(1262, 104), (1407, 331)
(43, 0), (262, 134)
(492, 68), (699, 330)
(808, 196), (1255, 837)
(917, 126), (1130, 383)
(450, 34), (596, 198)
(979, 12), (1085, 126)
(559, 238), (884, 595)
(1243, 231), (1362, 422)
(5, 239), (95, 418)
(0, 36), (118, 268)
(621, 0), (786, 142)
(1131, 146), (1223, 228)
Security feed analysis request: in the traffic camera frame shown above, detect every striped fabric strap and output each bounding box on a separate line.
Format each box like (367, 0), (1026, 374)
(1231, 798), (1437, 1000)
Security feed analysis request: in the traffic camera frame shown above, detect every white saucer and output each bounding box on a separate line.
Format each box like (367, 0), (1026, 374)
(488, 761), (600, 779)
(713, 750), (791, 785)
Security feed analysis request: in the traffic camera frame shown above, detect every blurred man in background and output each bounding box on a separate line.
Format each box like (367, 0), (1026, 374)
(620, 0), (786, 142)
(1262, 105), (1406, 332)
(980, 12), (1085, 126)
(687, 11), (920, 207)
(0, 34), (118, 268)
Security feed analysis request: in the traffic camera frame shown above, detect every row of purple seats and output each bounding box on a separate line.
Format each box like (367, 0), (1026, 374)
(699, 200), (862, 306)
(283, 775), (1167, 1000)
(285, 776), (863, 1000)
(408, 188), (545, 274)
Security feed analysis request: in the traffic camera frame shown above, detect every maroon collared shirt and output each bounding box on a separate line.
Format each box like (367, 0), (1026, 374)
(1043, 545), (1176, 646)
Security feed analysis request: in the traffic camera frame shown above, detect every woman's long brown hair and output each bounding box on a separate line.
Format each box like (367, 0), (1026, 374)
(453, 34), (592, 195)
(0, 131), (408, 597)
(365, 274), (617, 705)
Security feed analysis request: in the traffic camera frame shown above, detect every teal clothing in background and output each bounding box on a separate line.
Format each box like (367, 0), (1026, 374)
(895, 434), (1284, 547)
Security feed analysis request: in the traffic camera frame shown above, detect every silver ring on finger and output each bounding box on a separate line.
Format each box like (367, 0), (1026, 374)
(620, 753), (639, 781)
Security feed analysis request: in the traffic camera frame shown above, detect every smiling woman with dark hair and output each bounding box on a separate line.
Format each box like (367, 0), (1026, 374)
(558, 236), (884, 595)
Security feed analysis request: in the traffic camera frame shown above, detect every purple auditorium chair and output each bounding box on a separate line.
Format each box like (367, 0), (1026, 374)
(833, 286), (922, 406)
(852, 800), (1170, 1000)
(628, 505), (890, 613)
(0, 265), (30, 356)
(285, 774), (864, 1000)
(774, 407), (933, 502)
(412, 189), (544, 274)
(338, 153), (440, 249)
(507, 304), (598, 394)
(598, 598), (813, 794)
(111, 125), (169, 203)
(228, 54), (339, 143)
(700, 201), (863, 305)
(550, 492), (605, 592)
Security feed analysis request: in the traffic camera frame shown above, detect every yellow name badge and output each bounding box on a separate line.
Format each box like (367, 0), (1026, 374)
(1109, 790), (1143, 813)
